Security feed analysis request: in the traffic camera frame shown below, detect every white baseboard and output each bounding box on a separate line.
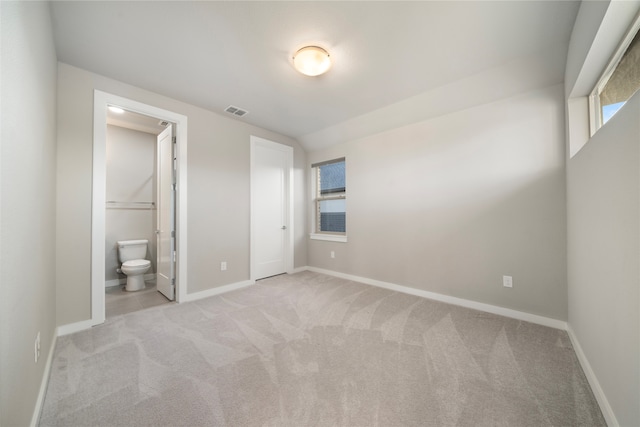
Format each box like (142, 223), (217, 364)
(290, 266), (309, 274)
(30, 332), (57, 427)
(301, 266), (568, 330)
(566, 325), (618, 427)
(62, 276), (249, 334)
(182, 279), (255, 303)
(105, 273), (156, 288)
(105, 278), (122, 288)
(57, 318), (94, 336)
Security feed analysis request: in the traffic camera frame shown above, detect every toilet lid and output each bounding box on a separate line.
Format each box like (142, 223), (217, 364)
(123, 259), (151, 267)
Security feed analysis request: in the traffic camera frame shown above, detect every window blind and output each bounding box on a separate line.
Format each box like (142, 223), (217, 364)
(311, 157), (345, 169)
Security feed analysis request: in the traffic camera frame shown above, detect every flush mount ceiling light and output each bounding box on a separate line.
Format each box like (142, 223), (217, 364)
(108, 106), (125, 114)
(293, 46), (331, 77)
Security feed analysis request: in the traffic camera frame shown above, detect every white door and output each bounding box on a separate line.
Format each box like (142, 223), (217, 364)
(156, 124), (175, 300)
(251, 137), (293, 280)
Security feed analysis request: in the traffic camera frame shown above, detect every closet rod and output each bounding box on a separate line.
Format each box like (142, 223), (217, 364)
(107, 201), (155, 205)
(106, 201), (155, 209)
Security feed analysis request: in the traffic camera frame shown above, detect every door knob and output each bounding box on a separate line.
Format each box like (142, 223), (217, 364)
(281, 226), (287, 230)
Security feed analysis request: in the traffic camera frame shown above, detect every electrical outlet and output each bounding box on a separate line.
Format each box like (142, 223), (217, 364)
(330, 251), (335, 259)
(221, 261), (227, 271)
(34, 332), (41, 363)
(503, 275), (513, 288)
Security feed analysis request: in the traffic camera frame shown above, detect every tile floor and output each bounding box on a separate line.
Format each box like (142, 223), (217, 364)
(105, 280), (172, 318)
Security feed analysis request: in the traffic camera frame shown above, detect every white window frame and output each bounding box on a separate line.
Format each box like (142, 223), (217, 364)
(309, 158), (347, 243)
(589, 13), (640, 136)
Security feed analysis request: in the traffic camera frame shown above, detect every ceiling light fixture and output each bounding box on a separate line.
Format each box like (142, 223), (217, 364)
(293, 46), (331, 77)
(108, 106), (125, 114)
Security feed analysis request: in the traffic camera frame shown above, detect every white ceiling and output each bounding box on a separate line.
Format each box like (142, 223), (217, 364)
(107, 108), (168, 135)
(50, 1), (580, 151)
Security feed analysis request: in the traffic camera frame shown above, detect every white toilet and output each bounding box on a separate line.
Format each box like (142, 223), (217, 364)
(117, 239), (151, 291)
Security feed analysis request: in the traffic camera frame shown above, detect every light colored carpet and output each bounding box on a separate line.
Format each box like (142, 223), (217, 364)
(39, 271), (605, 426)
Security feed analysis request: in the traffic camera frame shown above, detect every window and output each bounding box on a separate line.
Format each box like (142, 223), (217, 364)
(590, 17), (640, 134)
(311, 158), (346, 242)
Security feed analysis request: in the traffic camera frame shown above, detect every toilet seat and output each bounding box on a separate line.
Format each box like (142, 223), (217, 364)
(121, 259), (151, 292)
(123, 259), (151, 268)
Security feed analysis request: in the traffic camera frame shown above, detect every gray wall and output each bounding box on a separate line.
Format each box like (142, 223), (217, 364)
(0, 2), (58, 425)
(567, 92), (640, 427)
(56, 63), (307, 326)
(564, 3), (640, 425)
(308, 84), (568, 321)
(105, 125), (157, 282)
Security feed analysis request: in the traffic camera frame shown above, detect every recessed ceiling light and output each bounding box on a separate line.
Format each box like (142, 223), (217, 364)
(108, 106), (125, 114)
(293, 46), (331, 77)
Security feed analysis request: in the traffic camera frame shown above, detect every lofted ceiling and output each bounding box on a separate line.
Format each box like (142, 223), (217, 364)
(50, 1), (580, 151)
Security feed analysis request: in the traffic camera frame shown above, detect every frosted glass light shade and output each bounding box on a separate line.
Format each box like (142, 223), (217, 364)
(293, 46), (331, 76)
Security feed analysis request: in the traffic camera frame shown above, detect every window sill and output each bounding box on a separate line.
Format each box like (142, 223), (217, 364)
(310, 233), (347, 243)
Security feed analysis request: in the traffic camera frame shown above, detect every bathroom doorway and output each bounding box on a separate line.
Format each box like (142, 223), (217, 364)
(92, 91), (188, 325)
(104, 109), (174, 318)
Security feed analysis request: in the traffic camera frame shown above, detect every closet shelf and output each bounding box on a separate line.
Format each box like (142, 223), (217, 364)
(106, 201), (155, 210)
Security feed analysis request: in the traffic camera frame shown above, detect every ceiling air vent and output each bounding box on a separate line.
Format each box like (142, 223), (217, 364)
(225, 105), (249, 117)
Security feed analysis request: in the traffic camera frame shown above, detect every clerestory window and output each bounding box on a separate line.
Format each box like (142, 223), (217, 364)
(590, 16), (640, 134)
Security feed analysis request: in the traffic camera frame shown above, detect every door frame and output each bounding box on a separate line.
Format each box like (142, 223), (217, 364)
(91, 90), (188, 325)
(250, 136), (294, 281)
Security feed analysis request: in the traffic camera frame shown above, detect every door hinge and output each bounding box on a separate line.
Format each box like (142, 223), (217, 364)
(171, 277), (175, 286)
(172, 136), (176, 144)
(171, 230), (175, 238)
(173, 251), (176, 262)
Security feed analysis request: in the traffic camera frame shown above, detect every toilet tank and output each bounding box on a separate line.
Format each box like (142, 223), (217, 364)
(117, 239), (148, 262)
